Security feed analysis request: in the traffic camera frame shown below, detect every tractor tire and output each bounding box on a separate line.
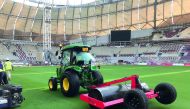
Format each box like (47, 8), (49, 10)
(48, 77), (57, 91)
(124, 89), (148, 109)
(60, 72), (80, 97)
(92, 71), (104, 85)
(155, 83), (177, 104)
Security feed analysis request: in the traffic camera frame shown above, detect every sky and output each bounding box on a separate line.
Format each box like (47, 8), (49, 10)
(13, 0), (96, 6)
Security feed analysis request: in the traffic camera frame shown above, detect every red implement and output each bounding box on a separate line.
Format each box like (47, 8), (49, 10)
(80, 75), (158, 109)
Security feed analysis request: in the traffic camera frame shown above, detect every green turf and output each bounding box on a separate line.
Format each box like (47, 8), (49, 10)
(11, 65), (190, 109)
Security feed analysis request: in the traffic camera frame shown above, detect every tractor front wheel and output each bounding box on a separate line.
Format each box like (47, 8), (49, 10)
(48, 77), (57, 91)
(60, 72), (80, 97)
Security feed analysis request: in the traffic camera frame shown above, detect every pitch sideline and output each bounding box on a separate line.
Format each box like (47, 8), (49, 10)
(12, 72), (53, 76)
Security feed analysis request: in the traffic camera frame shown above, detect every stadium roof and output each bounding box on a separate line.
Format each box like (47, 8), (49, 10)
(13, 0), (97, 6)
(0, 0), (189, 43)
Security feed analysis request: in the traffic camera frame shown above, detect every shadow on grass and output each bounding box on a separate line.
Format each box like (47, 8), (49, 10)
(18, 88), (171, 109)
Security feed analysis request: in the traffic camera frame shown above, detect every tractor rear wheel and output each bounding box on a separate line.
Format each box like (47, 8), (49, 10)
(92, 71), (104, 85)
(124, 89), (148, 109)
(60, 72), (80, 97)
(155, 83), (177, 104)
(48, 77), (57, 91)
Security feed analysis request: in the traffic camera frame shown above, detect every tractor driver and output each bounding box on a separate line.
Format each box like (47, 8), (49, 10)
(72, 51), (84, 65)
(72, 51), (95, 66)
(71, 51), (79, 65)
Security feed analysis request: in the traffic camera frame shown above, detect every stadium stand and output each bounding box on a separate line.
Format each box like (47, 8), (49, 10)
(180, 45), (190, 62)
(90, 43), (190, 64)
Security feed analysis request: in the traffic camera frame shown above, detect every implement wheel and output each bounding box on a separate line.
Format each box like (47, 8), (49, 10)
(124, 89), (148, 109)
(155, 83), (177, 104)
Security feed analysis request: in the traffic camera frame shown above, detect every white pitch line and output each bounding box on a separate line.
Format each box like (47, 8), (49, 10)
(105, 70), (190, 82)
(141, 70), (190, 78)
(24, 87), (47, 91)
(23, 70), (190, 91)
(101, 66), (156, 70)
(126, 67), (157, 70)
(12, 72), (53, 76)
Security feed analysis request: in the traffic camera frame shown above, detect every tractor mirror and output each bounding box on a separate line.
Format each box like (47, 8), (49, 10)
(55, 51), (58, 56)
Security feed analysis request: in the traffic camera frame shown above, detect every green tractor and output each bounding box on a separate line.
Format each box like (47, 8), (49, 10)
(48, 45), (104, 97)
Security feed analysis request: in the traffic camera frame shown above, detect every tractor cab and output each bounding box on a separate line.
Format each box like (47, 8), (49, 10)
(59, 46), (95, 67)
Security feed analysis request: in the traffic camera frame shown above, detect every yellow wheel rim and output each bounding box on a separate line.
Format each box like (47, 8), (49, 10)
(63, 78), (69, 92)
(49, 80), (53, 89)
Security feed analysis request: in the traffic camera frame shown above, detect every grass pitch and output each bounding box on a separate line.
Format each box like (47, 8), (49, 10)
(11, 65), (190, 109)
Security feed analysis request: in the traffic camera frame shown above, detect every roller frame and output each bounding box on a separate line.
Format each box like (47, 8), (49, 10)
(80, 75), (158, 109)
